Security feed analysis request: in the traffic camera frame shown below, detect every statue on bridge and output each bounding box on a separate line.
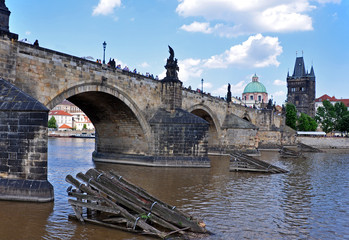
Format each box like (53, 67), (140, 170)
(163, 46), (180, 82)
(227, 83), (232, 103)
(0, 0), (8, 10)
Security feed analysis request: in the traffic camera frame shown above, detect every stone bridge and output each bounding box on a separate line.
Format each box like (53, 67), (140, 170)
(0, 31), (294, 201)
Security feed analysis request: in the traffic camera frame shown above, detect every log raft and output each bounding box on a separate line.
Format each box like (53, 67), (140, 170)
(229, 152), (288, 173)
(66, 169), (209, 239)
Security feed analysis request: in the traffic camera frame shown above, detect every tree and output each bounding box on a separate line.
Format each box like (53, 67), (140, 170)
(285, 103), (297, 130)
(48, 116), (57, 129)
(337, 113), (349, 133)
(315, 100), (335, 133)
(83, 124), (87, 130)
(333, 101), (349, 131)
(297, 113), (318, 131)
(315, 100), (349, 133)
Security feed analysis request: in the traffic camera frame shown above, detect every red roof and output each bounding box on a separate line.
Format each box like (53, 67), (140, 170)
(315, 94), (338, 102)
(59, 124), (72, 129)
(315, 94), (349, 107)
(49, 110), (73, 116)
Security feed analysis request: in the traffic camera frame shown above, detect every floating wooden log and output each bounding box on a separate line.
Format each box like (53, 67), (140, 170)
(229, 151), (288, 173)
(298, 143), (322, 152)
(65, 169), (209, 239)
(279, 147), (303, 158)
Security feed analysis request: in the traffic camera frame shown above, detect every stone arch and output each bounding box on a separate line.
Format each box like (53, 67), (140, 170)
(47, 83), (152, 157)
(187, 104), (221, 146)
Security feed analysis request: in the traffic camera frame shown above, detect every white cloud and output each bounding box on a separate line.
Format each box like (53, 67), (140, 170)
(177, 0), (339, 36)
(273, 90), (286, 97)
(139, 62), (150, 68)
(25, 31), (31, 36)
(173, 34), (281, 87)
(201, 82), (213, 89)
(180, 21), (213, 34)
(273, 79), (286, 86)
(93, 0), (121, 16)
(272, 90), (287, 105)
(178, 58), (203, 82)
(203, 34), (282, 68)
(211, 81), (247, 97)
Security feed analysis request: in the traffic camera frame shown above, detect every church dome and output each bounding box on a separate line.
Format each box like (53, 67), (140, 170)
(243, 74), (267, 93)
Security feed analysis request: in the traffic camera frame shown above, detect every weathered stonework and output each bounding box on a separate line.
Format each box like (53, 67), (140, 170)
(149, 108), (210, 167)
(0, 78), (53, 202)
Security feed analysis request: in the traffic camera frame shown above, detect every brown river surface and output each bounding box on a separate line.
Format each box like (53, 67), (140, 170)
(0, 138), (348, 240)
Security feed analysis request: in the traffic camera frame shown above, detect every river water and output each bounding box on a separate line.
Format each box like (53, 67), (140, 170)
(0, 138), (348, 240)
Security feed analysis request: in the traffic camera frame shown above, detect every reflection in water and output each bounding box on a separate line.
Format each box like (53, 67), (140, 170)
(0, 138), (348, 240)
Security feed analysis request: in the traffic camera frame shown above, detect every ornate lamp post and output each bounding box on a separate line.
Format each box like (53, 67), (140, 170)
(103, 41), (107, 64)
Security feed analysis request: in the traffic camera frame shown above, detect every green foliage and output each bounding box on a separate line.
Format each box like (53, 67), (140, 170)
(315, 100), (335, 133)
(83, 124), (87, 129)
(297, 113), (318, 131)
(315, 100), (349, 133)
(334, 102), (348, 131)
(48, 116), (57, 129)
(337, 114), (349, 133)
(140, 213), (151, 220)
(285, 103), (297, 130)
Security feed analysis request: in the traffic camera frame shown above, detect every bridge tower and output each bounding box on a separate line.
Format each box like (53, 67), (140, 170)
(0, 0), (17, 40)
(287, 56), (316, 117)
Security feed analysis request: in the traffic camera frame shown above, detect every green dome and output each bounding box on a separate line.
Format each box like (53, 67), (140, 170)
(243, 81), (267, 94)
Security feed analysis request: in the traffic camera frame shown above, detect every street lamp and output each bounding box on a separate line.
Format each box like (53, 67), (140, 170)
(103, 41), (107, 64)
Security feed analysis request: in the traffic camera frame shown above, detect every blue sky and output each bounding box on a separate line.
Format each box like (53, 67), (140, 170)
(7, 0), (349, 105)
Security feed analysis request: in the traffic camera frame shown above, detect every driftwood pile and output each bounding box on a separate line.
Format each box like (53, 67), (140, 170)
(229, 152), (288, 173)
(279, 147), (303, 158)
(66, 169), (208, 239)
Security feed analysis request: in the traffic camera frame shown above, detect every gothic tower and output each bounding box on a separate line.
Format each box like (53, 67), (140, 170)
(0, 0), (17, 39)
(287, 56), (316, 117)
(0, 0), (10, 32)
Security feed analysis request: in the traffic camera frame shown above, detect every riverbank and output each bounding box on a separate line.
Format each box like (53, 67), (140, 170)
(298, 136), (349, 149)
(49, 130), (95, 138)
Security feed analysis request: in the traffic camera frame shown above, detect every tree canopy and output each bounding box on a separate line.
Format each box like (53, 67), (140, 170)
(48, 116), (57, 129)
(315, 100), (349, 133)
(286, 103), (317, 131)
(297, 113), (318, 131)
(285, 103), (297, 130)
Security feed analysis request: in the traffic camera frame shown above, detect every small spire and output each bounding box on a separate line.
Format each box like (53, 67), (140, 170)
(309, 65), (315, 77)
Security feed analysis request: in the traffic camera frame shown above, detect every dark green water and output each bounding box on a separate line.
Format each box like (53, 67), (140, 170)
(0, 138), (348, 239)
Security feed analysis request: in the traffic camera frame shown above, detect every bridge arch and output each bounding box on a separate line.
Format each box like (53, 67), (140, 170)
(187, 104), (221, 146)
(47, 83), (152, 157)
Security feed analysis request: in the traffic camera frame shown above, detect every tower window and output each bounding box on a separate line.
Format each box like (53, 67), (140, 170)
(258, 95), (262, 101)
(250, 95), (254, 100)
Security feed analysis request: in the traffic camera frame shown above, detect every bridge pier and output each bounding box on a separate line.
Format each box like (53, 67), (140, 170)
(0, 79), (53, 202)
